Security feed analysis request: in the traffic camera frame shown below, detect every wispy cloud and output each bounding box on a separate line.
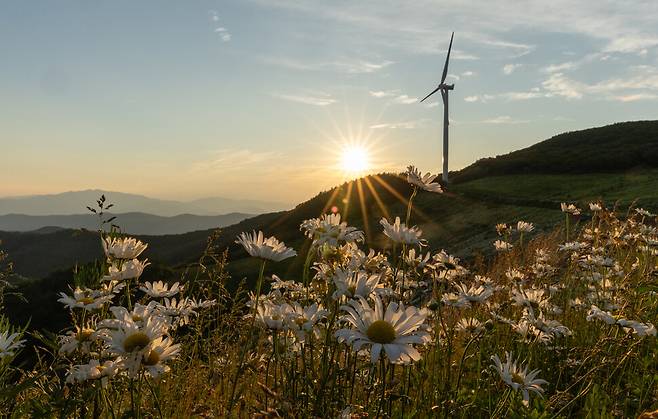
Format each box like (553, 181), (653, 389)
(482, 115), (529, 124)
(192, 149), (281, 172)
(370, 89), (418, 104)
(209, 10), (232, 42)
(263, 56), (394, 74)
(461, 71), (476, 77)
(370, 120), (423, 129)
(464, 94), (494, 103)
(502, 63), (522, 75)
(369, 90), (397, 98)
(273, 91), (337, 106)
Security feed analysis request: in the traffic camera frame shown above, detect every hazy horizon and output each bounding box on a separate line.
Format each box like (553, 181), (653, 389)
(2, 1), (658, 203)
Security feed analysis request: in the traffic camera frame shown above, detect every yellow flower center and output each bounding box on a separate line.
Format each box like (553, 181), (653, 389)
(77, 329), (94, 341)
(132, 315), (143, 322)
(143, 350), (160, 366)
(511, 372), (525, 385)
(123, 332), (150, 352)
(77, 297), (95, 305)
(347, 285), (357, 296)
(366, 320), (396, 344)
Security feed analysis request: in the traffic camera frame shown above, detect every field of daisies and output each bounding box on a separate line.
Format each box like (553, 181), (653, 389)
(1, 166), (658, 417)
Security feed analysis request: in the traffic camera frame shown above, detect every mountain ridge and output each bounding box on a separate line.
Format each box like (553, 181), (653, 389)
(0, 189), (291, 216)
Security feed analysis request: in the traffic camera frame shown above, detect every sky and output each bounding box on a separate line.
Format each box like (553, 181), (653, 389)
(2, 1), (658, 204)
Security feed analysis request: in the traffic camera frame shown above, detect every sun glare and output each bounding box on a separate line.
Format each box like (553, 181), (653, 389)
(340, 145), (371, 174)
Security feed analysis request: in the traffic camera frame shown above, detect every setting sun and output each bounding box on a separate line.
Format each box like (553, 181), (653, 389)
(340, 145), (371, 174)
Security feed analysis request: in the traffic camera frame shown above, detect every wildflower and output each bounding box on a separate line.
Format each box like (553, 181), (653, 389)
(102, 236), (148, 260)
(617, 319), (657, 337)
(58, 287), (114, 311)
(0, 330), (25, 359)
(380, 217), (425, 246)
(102, 306), (170, 375)
(66, 359), (120, 385)
(142, 337), (181, 378)
(405, 248), (431, 270)
(405, 165), (443, 193)
(558, 242), (587, 252)
(491, 352), (548, 406)
(335, 295), (430, 364)
(255, 301), (289, 330)
(235, 231), (297, 262)
(300, 213), (364, 246)
(455, 282), (493, 304)
(586, 305), (617, 324)
(140, 281), (183, 298)
(496, 223), (511, 236)
(589, 202), (603, 212)
(636, 208), (653, 217)
(59, 326), (97, 355)
(441, 292), (470, 308)
(285, 303), (328, 341)
(517, 221), (534, 233)
(332, 269), (383, 300)
(115, 259), (150, 280)
(494, 240), (513, 252)
(561, 203), (581, 215)
(455, 317), (485, 335)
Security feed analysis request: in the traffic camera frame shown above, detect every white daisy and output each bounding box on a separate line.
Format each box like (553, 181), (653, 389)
(405, 165), (443, 193)
(57, 287), (114, 311)
(0, 330), (25, 359)
(491, 352), (548, 406)
(332, 269), (383, 300)
(102, 236), (148, 260)
(66, 359), (120, 386)
(335, 295), (430, 364)
(494, 240), (513, 252)
(142, 336), (181, 378)
(516, 221), (535, 233)
(235, 231), (297, 262)
(300, 213), (364, 246)
(560, 203), (581, 215)
(380, 217), (425, 246)
(140, 281), (183, 298)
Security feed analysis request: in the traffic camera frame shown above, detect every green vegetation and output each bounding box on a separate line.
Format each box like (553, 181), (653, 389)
(453, 120), (658, 182)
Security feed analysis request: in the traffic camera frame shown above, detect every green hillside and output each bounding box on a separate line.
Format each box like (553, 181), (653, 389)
(452, 120), (658, 182)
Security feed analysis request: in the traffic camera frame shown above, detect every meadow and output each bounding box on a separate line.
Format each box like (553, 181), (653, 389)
(1, 166), (658, 418)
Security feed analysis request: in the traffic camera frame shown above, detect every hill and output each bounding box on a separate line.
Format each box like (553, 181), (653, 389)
(0, 212), (251, 235)
(452, 120), (658, 182)
(0, 189), (290, 216)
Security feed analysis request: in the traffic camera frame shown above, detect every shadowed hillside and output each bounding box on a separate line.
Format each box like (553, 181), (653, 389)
(452, 120), (658, 182)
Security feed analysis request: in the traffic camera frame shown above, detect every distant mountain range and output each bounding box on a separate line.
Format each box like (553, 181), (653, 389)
(0, 212), (251, 235)
(0, 190), (291, 217)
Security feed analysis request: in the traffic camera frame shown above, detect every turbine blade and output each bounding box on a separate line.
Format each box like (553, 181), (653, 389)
(420, 86), (440, 103)
(440, 32), (454, 84)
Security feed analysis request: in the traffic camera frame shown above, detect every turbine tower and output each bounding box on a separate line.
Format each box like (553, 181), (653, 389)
(420, 32), (454, 183)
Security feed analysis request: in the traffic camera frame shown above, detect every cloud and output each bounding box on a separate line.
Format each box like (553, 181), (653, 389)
(369, 90), (418, 104)
(273, 91), (337, 106)
(192, 149), (282, 172)
(369, 90), (397, 98)
(263, 57), (394, 74)
(464, 94), (494, 103)
(482, 116), (529, 124)
(614, 93), (658, 102)
(209, 10), (231, 42)
(461, 71), (476, 77)
(393, 94), (418, 104)
(370, 120), (422, 129)
(425, 101), (439, 108)
(544, 62), (577, 73)
(502, 63), (522, 75)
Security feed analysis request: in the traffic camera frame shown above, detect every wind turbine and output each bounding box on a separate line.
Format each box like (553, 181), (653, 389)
(420, 32), (454, 183)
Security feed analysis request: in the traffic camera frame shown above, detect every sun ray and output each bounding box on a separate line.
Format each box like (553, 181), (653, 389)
(363, 176), (391, 220)
(355, 178), (371, 242)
